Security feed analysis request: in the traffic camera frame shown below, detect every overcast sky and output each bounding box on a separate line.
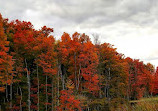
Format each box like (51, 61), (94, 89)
(0, 0), (158, 67)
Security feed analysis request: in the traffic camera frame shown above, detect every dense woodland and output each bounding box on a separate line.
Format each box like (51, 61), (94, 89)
(0, 13), (158, 111)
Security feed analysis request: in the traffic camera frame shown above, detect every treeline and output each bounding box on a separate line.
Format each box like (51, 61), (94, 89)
(0, 13), (158, 111)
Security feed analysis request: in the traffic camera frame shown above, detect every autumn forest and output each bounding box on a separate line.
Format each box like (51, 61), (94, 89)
(0, 13), (158, 111)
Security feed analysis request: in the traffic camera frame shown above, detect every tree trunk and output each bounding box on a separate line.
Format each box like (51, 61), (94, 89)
(87, 106), (90, 111)
(105, 70), (108, 98)
(77, 63), (81, 91)
(60, 64), (65, 90)
(108, 68), (110, 101)
(46, 75), (48, 111)
(6, 65), (9, 102)
(127, 70), (131, 101)
(57, 64), (60, 107)
(51, 78), (53, 111)
(74, 53), (77, 90)
(6, 74), (8, 102)
(62, 75), (65, 90)
(10, 75), (13, 109)
(19, 86), (22, 111)
(6, 84), (8, 102)
(25, 59), (31, 111)
(37, 65), (40, 111)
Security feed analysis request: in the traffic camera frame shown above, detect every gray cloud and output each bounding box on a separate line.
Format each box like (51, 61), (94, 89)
(1, 0), (157, 27)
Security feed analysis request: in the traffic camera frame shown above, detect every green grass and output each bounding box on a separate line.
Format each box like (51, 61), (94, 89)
(120, 96), (158, 111)
(130, 96), (158, 103)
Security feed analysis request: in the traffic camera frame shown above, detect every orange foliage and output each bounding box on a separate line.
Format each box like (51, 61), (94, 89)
(58, 89), (81, 111)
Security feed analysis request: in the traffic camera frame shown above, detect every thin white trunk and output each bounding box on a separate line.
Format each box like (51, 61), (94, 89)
(87, 106), (90, 111)
(19, 86), (22, 111)
(77, 63), (81, 91)
(74, 53), (77, 90)
(46, 75), (48, 111)
(60, 65), (64, 90)
(37, 65), (39, 111)
(6, 65), (9, 102)
(25, 59), (31, 111)
(57, 64), (60, 106)
(6, 73), (8, 102)
(6, 84), (8, 102)
(127, 71), (131, 101)
(10, 77), (12, 109)
(108, 68), (110, 101)
(51, 79), (53, 111)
